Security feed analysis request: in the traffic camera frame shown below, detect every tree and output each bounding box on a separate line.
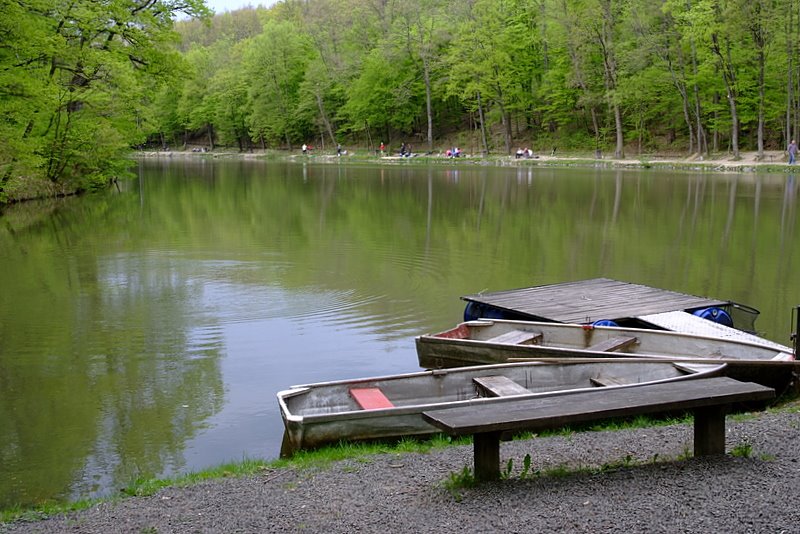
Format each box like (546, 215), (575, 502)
(244, 20), (312, 148)
(446, 0), (540, 154)
(0, 0), (210, 196)
(392, 1), (450, 151)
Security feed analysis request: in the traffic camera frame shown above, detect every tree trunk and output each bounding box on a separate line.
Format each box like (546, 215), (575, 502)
(477, 91), (489, 155)
(501, 105), (512, 155)
(207, 123), (215, 150)
(661, 28), (694, 153)
(757, 48), (765, 158)
(423, 59), (434, 152)
(786, 3), (794, 144)
(598, 0), (623, 159)
(316, 91), (336, 146)
(751, 5), (767, 159)
(711, 34), (739, 159)
(690, 37), (707, 154)
(613, 103), (624, 159)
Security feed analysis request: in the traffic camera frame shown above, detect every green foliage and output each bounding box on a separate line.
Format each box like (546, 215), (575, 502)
(244, 20), (312, 146)
(443, 465), (476, 498)
(340, 48), (420, 135)
(731, 440), (754, 458)
(501, 458), (514, 479)
(0, 0), (210, 195)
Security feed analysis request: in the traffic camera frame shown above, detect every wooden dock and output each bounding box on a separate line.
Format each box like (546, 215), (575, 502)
(462, 278), (729, 324)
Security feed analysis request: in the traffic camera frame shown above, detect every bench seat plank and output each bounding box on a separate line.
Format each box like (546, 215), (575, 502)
(350, 387), (394, 410)
(474, 376), (530, 397)
(586, 335), (638, 352)
(486, 329), (543, 345)
(589, 375), (628, 387)
(424, 377), (772, 435)
(423, 377), (774, 482)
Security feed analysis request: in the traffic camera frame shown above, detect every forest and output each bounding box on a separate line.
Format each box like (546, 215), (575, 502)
(3, 0), (800, 200)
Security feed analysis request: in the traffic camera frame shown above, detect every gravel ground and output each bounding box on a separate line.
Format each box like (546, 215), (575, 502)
(3, 408), (800, 534)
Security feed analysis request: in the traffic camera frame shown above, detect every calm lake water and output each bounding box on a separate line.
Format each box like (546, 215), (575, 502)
(1, 157), (798, 508)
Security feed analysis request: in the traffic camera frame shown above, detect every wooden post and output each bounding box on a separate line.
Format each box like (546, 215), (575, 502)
(693, 406), (727, 456)
(474, 432), (501, 482)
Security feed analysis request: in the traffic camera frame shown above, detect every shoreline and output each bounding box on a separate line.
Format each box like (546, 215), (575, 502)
(3, 403), (800, 532)
(133, 147), (799, 175)
(4, 148), (796, 206)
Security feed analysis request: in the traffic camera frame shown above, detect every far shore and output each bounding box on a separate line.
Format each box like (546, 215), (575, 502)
(134, 147), (800, 175)
(4, 147), (797, 206)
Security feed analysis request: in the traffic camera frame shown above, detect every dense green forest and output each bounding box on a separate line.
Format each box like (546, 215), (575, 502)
(4, 0), (800, 201)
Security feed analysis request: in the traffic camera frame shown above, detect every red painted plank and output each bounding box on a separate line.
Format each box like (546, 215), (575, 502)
(436, 323), (471, 339)
(350, 387), (394, 410)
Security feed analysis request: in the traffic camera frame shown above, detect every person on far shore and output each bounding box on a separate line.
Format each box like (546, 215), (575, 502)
(379, 142), (385, 156)
(789, 139), (797, 164)
(302, 143), (307, 155)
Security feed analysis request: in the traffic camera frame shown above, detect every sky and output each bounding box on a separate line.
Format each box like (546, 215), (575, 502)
(205, 0), (277, 14)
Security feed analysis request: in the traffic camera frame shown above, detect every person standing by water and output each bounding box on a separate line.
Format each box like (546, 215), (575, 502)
(789, 139), (797, 164)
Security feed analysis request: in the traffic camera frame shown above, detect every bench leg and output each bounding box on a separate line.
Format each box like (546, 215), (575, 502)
(693, 406), (726, 456)
(474, 431), (501, 482)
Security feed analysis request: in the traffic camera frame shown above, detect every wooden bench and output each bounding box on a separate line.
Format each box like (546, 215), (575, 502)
(586, 335), (638, 352)
(422, 377), (774, 482)
(486, 329), (543, 345)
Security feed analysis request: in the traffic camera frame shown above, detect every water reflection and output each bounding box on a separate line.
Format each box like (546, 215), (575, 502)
(0, 160), (798, 508)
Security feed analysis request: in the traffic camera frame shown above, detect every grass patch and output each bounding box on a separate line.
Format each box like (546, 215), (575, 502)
(730, 440), (753, 458)
(121, 457), (271, 498)
(443, 452), (643, 494)
(0, 500), (95, 525)
(1, 434), (470, 524)
(442, 466), (476, 501)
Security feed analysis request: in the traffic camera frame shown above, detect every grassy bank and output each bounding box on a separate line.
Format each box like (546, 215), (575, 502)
(0, 434), (466, 524)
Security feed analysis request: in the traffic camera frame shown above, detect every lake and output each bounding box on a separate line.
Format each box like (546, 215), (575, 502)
(1, 157), (798, 508)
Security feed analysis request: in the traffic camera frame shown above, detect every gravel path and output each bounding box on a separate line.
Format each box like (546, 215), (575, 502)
(4, 408), (800, 533)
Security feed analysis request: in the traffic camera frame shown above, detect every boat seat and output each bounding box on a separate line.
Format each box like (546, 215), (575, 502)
(672, 362), (726, 374)
(473, 376), (531, 397)
(586, 336), (638, 352)
(486, 329), (543, 345)
(590, 375), (629, 387)
(350, 387), (395, 410)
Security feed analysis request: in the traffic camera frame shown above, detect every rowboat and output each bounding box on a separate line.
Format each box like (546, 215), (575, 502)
(277, 359), (725, 456)
(415, 319), (796, 388)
